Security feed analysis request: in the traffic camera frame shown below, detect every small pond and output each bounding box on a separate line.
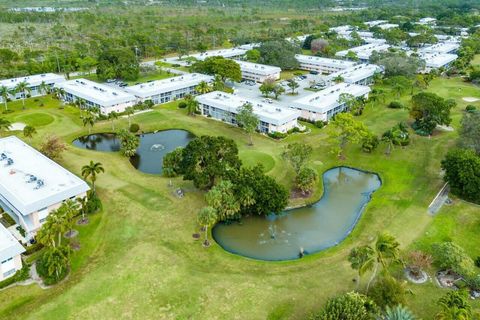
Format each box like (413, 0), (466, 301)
(73, 130), (195, 174)
(212, 166), (381, 261)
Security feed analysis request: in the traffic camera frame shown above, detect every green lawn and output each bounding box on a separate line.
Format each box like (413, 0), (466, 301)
(472, 54), (480, 67)
(0, 76), (479, 319)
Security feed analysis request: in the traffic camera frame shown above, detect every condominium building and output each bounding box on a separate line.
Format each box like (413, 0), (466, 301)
(0, 136), (90, 240)
(292, 82), (371, 121)
(189, 48), (247, 61)
(365, 20), (388, 27)
(295, 54), (356, 74)
(418, 17), (437, 25)
(336, 43), (391, 62)
(0, 223), (25, 281)
(377, 23), (399, 30)
(419, 42), (460, 54)
(327, 64), (382, 85)
(196, 91), (300, 134)
(0, 73), (65, 102)
(55, 79), (137, 114)
(417, 52), (458, 71)
(236, 61), (281, 82)
(124, 73), (213, 104)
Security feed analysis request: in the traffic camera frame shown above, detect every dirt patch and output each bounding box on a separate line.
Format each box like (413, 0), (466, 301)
(290, 189), (312, 199)
(64, 229), (79, 239)
(463, 97), (480, 102)
(9, 122), (26, 131)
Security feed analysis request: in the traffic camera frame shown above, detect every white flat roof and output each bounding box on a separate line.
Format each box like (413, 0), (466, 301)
(0, 73), (65, 90)
(0, 223), (25, 262)
(293, 82), (371, 113)
(189, 48), (247, 61)
(56, 79), (137, 107)
(418, 52), (458, 68)
(0, 136), (90, 216)
(236, 61), (282, 75)
(365, 20), (388, 27)
(328, 64), (382, 83)
(295, 54), (356, 69)
(377, 23), (399, 30)
(124, 73), (213, 99)
(420, 42), (459, 54)
(197, 91), (300, 126)
(329, 25), (352, 33)
(419, 17), (436, 23)
(336, 43), (391, 60)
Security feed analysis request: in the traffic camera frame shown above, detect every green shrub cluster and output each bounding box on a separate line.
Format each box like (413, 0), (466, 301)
(129, 123), (140, 133)
(0, 264), (30, 290)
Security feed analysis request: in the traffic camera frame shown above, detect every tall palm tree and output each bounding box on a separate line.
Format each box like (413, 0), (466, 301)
(0, 117), (11, 131)
(108, 111), (118, 131)
(38, 81), (50, 96)
(184, 95), (199, 116)
(37, 219), (57, 248)
(14, 81), (31, 110)
(0, 85), (10, 111)
(62, 199), (79, 237)
(44, 246), (71, 279)
(197, 206), (218, 247)
(81, 113), (96, 134)
(76, 196), (88, 224)
(348, 245), (375, 290)
(76, 98), (87, 114)
(366, 233), (401, 291)
(125, 107), (135, 127)
(195, 81), (213, 94)
(81, 161), (105, 192)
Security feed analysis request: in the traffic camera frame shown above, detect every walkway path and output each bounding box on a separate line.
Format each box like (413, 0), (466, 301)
(428, 183), (450, 215)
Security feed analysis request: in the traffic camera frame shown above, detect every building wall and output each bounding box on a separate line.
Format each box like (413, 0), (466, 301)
(143, 85), (198, 104)
(0, 254), (22, 281)
(0, 82), (57, 103)
(298, 62), (346, 74)
(62, 92), (136, 115)
(241, 71), (280, 83)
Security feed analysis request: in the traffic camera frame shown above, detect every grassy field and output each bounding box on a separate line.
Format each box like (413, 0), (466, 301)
(0, 76), (479, 319)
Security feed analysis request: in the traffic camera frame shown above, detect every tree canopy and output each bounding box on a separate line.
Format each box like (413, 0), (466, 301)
(191, 56), (241, 82)
(410, 92), (455, 135)
(257, 40), (300, 70)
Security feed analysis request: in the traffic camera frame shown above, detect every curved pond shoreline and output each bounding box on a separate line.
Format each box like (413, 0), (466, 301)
(72, 129), (195, 174)
(212, 166), (382, 261)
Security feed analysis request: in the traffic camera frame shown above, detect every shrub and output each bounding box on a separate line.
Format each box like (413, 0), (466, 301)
(1, 213), (16, 226)
(465, 105), (477, 113)
(24, 242), (44, 255)
(0, 264), (30, 289)
(432, 242), (475, 277)
(2, 109), (14, 114)
(36, 250), (68, 285)
(388, 101), (404, 109)
(475, 256), (480, 268)
(129, 123), (140, 133)
(86, 190), (102, 214)
(178, 101), (187, 109)
(314, 120), (326, 128)
(268, 131), (287, 140)
(287, 127), (301, 134)
(310, 292), (379, 320)
(368, 276), (406, 309)
(362, 134), (379, 153)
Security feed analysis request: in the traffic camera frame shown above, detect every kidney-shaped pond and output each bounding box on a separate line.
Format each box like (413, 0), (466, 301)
(73, 130), (195, 174)
(212, 166), (381, 261)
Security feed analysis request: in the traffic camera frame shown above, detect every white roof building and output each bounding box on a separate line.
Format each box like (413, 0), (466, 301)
(336, 43), (391, 61)
(329, 25), (352, 33)
(295, 54), (356, 74)
(0, 136), (90, 237)
(56, 79), (137, 114)
(327, 64), (382, 85)
(419, 42), (459, 54)
(197, 91), (300, 134)
(188, 48), (247, 61)
(125, 73), (212, 100)
(236, 61), (282, 82)
(418, 17), (437, 25)
(420, 52), (458, 69)
(377, 23), (399, 30)
(0, 223), (25, 280)
(292, 82), (371, 121)
(0, 73), (65, 91)
(365, 20), (388, 27)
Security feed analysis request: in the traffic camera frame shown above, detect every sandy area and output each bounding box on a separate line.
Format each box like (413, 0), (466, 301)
(463, 97), (480, 102)
(9, 122), (26, 131)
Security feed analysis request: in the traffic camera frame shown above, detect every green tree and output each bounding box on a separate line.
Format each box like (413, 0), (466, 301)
(366, 233), (402, 291)
(259, 78), (276, 97)
(432, 241), (475, 276)
(14, 81), (31, 110)
(39, 135), (66, 161)
(107, 111), (118, 131)
(245, 49), (260, 62)
(235, 102), (259, 145)
(205, 180), (240, 221)
(118, 129), (140, 157)
(410, 92), (455, 135)
(179, 136), (241, 189)
(42, 246), (71, 280)
(296, 166), (318, 195)
(348, 245), (375, 290)
(191, 56), (241, 82)
(163, 147), (184, 177)
(458, 112), (480, 154)
(0, 85), (10, 111)
(76, 196), (88, 224)
(435, 291), (472, 320)
(184, 94), (199, 116)
(282, 143), (313, 175)
(23, 125), (37, 139)
(362, 132), (379, 153)
(195, 81), (213, 94)
(287, 79), (299, 94)
(81, 161), (105, 192)
(96, 47), (139, 81)
(383, 305), (416, 320)
(197, 206), (218, 246)
(311, 292), (379, 320)
(370, 51), (425, 77)
(257, 40), (300, 70)
(0, 117), (11, 131)
(62, 199), (79, 237)
(368, 276), (406, 310)
(441, 149), (480, 204)
(272, 84), (285, 100)
(328, 113), (370, 159)
(125, 106), (135, 127)
(38, 81), (50, 95)
(81, 113), (96, 134)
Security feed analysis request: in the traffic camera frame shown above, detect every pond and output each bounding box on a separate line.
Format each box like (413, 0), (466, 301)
(212, 167), (381, 261)
(73, 130), (195, 174)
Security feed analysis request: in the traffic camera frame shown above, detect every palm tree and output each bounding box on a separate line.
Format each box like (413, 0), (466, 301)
(23, 125), (37, 139)
(38, 81), (50, 96)
(383, 305), (416, 320)
(51, 206), (69, 247)
(62, 199), (79, 237)
(44, 246), (71, 279)
(81, 113), (96, 134)
(184, 95), (199, 116)
(14, 81), (31, 110)
(0, 85), (10, 111)
(195, 81), (213, 94)
(107, 111), (118, 131)
(366, 233), (401, 291)
(435, 291), (472, 320)
(76, 196), (88, 224)
(53, 87), (65, 100)
(197, 206), (218, 247)
(37, 219), (57, 248)
(0, 118), (11, 131)
(81, 161), (105, 192)
(348, 245), (375, 290)
(76, 98), (87, 114)
(125, 107), (135, 127)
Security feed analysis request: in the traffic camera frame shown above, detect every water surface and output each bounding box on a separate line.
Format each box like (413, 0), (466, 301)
(73, 133), (120, 152)
(212, 167), (381, 261)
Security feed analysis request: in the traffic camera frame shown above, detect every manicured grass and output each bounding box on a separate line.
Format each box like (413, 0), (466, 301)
(0, 76), (479, 319)
(280, 69), (307, 80)
(13, 112), (55, 127)
(472, 54), (480, 67)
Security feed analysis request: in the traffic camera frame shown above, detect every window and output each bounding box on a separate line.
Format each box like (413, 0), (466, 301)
(1, 257), (12, 264)
(3, 268), (15, 278)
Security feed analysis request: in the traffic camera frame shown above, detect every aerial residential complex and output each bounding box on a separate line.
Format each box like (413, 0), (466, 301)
(196, 91), (300, 134)
(295, 54), (356, 74)
(419, 42), (460, 54)
(0, 73), (65, 102)
(0, 136), (90, 241)
(417, 52), (459, 71)
(292, 83), (371, 121)
(236, 61), (282, 83)
(336, 43), (391, 62)
(55, 79), (137, 114)
(124, 73), (212, 104)
(327, 64), (382, 85)
(0, 223), (25, 281)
